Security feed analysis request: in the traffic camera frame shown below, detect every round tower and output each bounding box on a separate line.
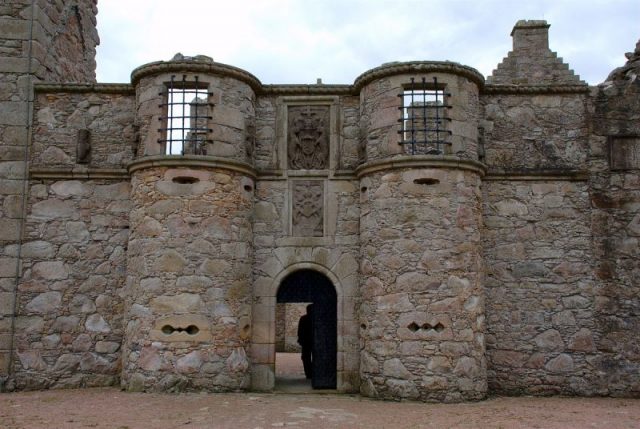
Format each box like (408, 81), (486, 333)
(355, 62), (487, 401)
(121, 56), (258, 391)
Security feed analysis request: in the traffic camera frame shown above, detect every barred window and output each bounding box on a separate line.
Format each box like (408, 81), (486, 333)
(159, 75), (212, 155)
(398, 77), (452, 155)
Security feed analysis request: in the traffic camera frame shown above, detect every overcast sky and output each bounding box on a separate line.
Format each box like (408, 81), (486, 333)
(95, 0), (639, 86)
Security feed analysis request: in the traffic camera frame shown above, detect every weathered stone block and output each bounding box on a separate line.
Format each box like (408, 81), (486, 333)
(85, 314), (111, 333)
(176, 351), (203, 374)
(150, 293), (204, 313)
(534, 329), (564, 351)
(545, 354), (574, 373)
(31, 199), (76, 219)
(17, 350), (47, 371)
(153, 250), (187, 273)
(25, 291), (61, 313)
(32, 261), (68, 280)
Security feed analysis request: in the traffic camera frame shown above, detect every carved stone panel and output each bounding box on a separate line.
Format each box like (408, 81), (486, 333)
(610, 136), (640, 170)
(288, 106), (329, 169)
(292, 180), (324, 237)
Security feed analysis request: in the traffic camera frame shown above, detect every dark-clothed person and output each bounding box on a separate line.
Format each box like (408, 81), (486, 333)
(297, 304), (313, 379)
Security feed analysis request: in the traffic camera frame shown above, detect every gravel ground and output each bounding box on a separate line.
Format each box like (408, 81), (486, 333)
(1, 387), (639, 429)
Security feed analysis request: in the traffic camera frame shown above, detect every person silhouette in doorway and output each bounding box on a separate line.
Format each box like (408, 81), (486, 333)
(297, 304), (313, 379)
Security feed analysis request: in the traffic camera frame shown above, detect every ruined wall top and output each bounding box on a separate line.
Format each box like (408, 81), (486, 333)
(35, 0), (99, 82)
(604, 39), (640, 83)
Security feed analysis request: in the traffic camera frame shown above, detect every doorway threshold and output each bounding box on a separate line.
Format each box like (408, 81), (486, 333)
(273, 376), (337, 394)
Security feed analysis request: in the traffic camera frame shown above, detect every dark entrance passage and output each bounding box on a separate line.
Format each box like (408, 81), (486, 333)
(276, 269), (337, 389)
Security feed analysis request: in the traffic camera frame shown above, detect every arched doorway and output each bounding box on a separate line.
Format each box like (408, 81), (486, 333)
(276, 269), (337, 389)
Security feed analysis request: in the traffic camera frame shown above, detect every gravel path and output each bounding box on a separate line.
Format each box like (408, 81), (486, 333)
(1, 388), (639, 429)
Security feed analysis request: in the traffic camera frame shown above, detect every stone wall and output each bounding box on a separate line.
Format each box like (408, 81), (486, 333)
(358, 165), (486, 402)
(0, 0), (98, 384)
(35, 0), (99, 83)
(1, 7), (639, 400)
(481, 93), (589, 171)
(482, 179), (598, 395)
(122, 163), (254, 392)
(31, 87), (135, 168)
(11, 177), (129, 389)
(587, 40), (640, 396)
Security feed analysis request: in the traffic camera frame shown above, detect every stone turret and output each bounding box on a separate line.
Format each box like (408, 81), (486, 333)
(121, 56), (258, 391)
(355, 62), (487, 401)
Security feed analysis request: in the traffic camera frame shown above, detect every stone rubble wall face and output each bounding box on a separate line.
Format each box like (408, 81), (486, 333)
(360, 74), (479, 162)
(0, 0), (98, 379)
(32, 0), (99, 83)
(136, 73), (255, 160)
(339, 96), (361, 170)
(359, 167), (486, 402)
(11, 178), (129, 389)
(483, 180), (600, 395)
(587, 69), (640, 396)
(481, 94), (589, 171)
(122, 166), (254, 392)
(589, 168), (640, 396)
(254, 96), (278, 171)
(32, 91), (136, 168)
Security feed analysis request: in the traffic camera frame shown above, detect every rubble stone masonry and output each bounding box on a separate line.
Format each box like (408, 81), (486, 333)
(0, 3), (639, 401)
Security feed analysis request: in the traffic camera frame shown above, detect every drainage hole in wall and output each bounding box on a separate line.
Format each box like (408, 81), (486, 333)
(413, 178), (440, 185)
(360, 323), (367, 330)
(161, 325), (200, 335)
(244, 184), (253, 192)
(360, 186), (368, 193)
(172, 176), (200, 184)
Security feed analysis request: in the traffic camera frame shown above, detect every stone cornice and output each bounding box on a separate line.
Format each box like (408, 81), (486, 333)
(483, 84), (589, 95)
(356, 155), (487, 178)
(484, 169), (589, 181)
(33, 83), (134, 94)
(353, 61), (486, 90)
(127, 155), (257, 179)
(260, 84), (355, 96)
(131, 61), (263, 92)
(30, 167), (129, 180)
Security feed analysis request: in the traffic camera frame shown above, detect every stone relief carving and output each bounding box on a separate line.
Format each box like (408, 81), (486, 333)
(292, 180), (324, 236)
(288, 106), (329, 169)
(610, 136), (640, 170)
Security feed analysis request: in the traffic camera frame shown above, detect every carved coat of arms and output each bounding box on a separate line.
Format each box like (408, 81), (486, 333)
(292, 181), (324, 236)
(288, 106), (329, 169)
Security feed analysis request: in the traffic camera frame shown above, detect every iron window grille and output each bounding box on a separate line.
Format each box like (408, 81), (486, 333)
(398, 77), (452, 155)
(158, 75), (213, 155)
